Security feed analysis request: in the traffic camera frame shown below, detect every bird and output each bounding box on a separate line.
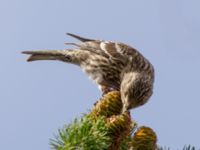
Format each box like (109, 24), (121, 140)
(22, 33), (155, 113)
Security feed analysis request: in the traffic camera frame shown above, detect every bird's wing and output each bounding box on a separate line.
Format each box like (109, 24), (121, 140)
(66, 33), (138, 58)
(65, 33), (108, 57)
(66, 33), (94, 42)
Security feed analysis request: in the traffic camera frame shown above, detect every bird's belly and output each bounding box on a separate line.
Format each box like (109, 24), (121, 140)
(88, 71), (104, 84)
(81, 66), (104, 84)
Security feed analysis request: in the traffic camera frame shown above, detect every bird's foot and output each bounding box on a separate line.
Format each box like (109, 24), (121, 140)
(102, 87), (116, 96)
(121, 105), (130, 114)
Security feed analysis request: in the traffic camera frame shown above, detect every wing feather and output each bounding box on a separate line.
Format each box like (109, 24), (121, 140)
(66, 33), (138, 58)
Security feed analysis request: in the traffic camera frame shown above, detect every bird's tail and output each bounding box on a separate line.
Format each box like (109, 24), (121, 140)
(22, 50), (67, 62)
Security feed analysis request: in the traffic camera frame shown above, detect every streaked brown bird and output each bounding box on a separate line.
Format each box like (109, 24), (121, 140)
(22, 33), (154, 112)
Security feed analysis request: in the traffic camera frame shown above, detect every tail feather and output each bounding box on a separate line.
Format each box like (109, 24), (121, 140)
(22, 50), (61, 55)
(22, 50), (63, 62)
(26, 54), (55, 62)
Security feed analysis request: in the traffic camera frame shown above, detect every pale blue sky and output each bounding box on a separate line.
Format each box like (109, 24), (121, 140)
(0, 0), (200, 149)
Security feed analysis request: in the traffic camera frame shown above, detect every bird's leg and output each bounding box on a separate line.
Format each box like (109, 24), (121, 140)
(100, 85), (115, 96)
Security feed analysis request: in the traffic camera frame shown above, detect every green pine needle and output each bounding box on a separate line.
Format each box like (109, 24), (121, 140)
(157, 145), (198, 150)
(50, 116), (111, 150)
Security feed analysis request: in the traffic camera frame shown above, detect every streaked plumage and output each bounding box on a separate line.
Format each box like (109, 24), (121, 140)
(22, 33), (154, 112)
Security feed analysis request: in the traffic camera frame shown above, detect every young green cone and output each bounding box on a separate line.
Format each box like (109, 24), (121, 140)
(89, 91), (136, 150)
(132, 126), (157, 150)
(89, 91), (122, 119)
